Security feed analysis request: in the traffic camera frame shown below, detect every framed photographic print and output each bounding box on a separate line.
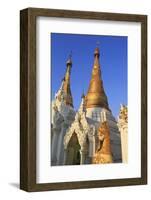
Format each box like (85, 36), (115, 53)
(20, 8), (147, 191)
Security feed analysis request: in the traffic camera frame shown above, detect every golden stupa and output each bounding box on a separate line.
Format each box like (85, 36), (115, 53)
(58, 57), (73, 107)
(93, 121), (113, 164)
(85, 47), (109, 110)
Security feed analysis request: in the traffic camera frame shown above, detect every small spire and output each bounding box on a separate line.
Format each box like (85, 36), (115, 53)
(56, 53), (73, 107)
(94, 47), (100, 57)
(66, 51), (72, 65)
(81, 90), (85, 99)
(61, 52), (73, 107)
(94, 41), (100, 57)
(79, 92), (86, 113)
(120, 104), (123, 109)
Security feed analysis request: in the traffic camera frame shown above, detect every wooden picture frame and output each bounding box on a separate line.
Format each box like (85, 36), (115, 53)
(20, 7), (147, 192)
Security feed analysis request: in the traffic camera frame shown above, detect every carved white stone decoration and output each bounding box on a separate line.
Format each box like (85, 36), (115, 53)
(64, 97), (97, 164)
(117, 104), (128, 163)
(51, 80), (75, 166)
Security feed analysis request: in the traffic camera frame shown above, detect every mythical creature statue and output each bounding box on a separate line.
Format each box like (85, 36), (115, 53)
(93, 121), (113, 164)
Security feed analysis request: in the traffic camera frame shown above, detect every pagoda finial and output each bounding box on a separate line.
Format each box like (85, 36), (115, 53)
(94, 41), (100, 57)
(81, 89), (85, 99)
(66, 51), (72, 65)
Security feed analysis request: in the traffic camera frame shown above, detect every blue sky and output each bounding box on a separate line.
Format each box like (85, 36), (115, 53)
(51, 33), (127, 118)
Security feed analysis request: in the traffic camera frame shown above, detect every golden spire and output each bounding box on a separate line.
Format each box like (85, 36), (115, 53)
(93, 121), (113, 164)
(85, 47), (110, 110)
(61, 54), (73, 107)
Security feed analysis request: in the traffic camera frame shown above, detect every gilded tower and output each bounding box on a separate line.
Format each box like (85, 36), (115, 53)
(85, 47), (122, 163)
(85, 47), (109, 110)
(57, 56), (73, 107)
(51, 56), (75, 166)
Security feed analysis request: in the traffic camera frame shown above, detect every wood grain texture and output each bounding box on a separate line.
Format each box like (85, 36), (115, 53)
(20, 8), (36, 191)
(141, 16), (147, 183)
(20, 9), (29, 191)
(20, 8), (147, 192)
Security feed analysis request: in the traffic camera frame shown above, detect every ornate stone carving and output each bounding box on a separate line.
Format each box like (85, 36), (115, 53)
(118, 104), (128, 127)
(51, 64), (75, 165)
(117, 104), (128, 163)
(64, 97), (96, 163)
